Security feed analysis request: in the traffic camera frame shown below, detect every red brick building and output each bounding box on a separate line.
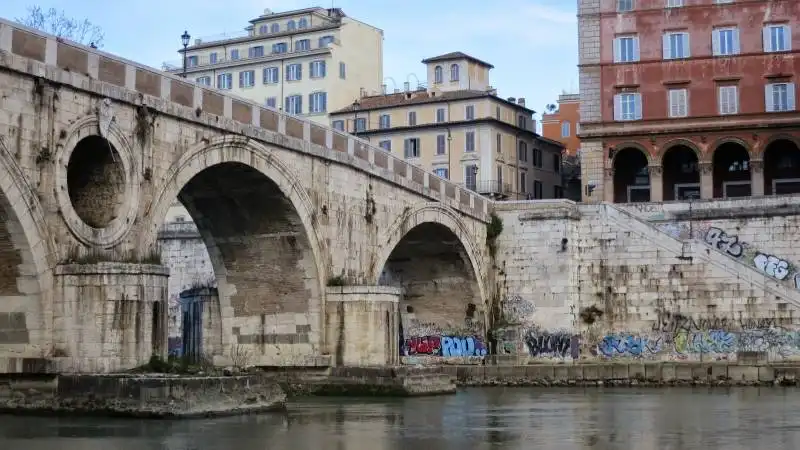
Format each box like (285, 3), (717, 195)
(578, 0), (800, 203)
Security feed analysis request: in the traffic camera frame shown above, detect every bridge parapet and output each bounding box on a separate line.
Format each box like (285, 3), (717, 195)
(0, 17), (488, 223)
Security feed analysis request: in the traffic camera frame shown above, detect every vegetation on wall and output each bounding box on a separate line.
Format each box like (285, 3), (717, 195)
(485, 212), (503, 257)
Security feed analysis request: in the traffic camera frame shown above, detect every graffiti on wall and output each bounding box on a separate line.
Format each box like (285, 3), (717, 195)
(502, 295), (536, 323)
(704, 227), (743, 257)
(400, 314), (487, 361)
(524, 328), (580, 359)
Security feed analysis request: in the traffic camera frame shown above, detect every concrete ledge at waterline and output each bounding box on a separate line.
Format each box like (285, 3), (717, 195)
(281, 366), (457, 397)
(435, 363), (800, 387)
(0, 373), (287, 418)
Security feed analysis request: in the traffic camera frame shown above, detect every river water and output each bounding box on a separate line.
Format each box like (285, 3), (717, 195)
(1, 387), (799, 449)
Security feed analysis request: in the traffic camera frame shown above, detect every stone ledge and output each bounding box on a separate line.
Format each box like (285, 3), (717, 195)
(325, 285), (405, 297)
(54, 262), (170, 276)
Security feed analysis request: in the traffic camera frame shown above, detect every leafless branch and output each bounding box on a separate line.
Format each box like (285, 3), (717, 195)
(16, 6), (105, 48)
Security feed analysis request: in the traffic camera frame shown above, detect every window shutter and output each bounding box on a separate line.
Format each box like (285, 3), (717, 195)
(663, 34), (671, 59)
(403, 139), (409, 158)
(613, 38), (621, 62)
(717, 87), (726, 113)
(711, 30), (720, 55)
(634, 93), (643, 120)
(731, 86), (739, 113)
(787, 26), (793, 51)
(788, 83), (796, 111)
(763, 27), (771, 52)
(733, 29), (741, 54)
(614, 94), (623, 120)
(682, 33), (690, 58)
(669, 90), (677, 117)
(632, 37), (640, 61)
(680, 89), (688, 116)
(765, 84), (774, 112)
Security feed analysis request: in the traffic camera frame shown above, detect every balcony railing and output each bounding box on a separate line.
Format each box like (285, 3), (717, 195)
(162, 44), (335, 72)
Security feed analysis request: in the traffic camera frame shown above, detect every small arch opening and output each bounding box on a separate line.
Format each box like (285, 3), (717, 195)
(662, 145), (699, 201)
(66, 135), (125, 228)
(712, 142), (751, 198)
(764, 139), (800, 195)
(612, 147), (650, 203)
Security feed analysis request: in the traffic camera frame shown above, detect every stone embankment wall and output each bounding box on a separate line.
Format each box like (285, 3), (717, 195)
(490, 195), (800, 365)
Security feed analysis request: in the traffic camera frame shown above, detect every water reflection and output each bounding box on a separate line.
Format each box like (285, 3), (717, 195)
(2, 387), (800, 449)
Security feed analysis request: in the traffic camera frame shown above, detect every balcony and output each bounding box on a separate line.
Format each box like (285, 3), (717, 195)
(162, 41), (338, 73)
(459, 180), (513, 200)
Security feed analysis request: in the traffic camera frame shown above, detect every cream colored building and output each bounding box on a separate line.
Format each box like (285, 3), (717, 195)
(329, 52), (564, 199)
(164, 7), (383, 124)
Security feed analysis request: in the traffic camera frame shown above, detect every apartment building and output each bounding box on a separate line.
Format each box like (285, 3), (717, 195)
(164, 7), (383, 124)
(329, 52), (564, 200)
(541, 93), (581, 156)
(578, 0), (800, 203)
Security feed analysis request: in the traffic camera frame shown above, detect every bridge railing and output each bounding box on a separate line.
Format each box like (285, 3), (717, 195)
(0, 17), (489, 222)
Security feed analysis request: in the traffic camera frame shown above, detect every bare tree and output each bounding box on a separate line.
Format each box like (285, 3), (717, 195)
(16, 6), (104, 48)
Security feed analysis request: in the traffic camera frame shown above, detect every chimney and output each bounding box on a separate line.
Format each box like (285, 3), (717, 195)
(360, 87), (366, 98)
(382, 84), (387, 94)
(517, 98), (526, 107)
(394, 88), (400, 94)
(403, 81), (410, 92)
(507, 97), (516, 103)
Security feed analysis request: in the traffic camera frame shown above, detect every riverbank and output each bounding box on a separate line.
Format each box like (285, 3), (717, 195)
(0, 373), (286, 418)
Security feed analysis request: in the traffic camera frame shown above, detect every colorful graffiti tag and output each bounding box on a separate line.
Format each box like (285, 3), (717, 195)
(402, 335), (487, 357)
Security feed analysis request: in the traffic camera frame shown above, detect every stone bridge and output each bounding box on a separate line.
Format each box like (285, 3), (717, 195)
(0, 19), (492, 372)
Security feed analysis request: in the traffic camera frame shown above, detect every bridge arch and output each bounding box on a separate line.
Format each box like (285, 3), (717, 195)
(373, 203), (488, 361)
(0, 136), (55, 356)
(146, 135), (326, 364)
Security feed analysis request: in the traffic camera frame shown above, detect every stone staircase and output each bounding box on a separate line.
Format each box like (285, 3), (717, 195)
(601, 202), (800, 309)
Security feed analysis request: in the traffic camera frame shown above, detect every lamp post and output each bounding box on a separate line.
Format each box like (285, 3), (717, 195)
(352, 100), (360, 134)
(181, 30), (191, 78)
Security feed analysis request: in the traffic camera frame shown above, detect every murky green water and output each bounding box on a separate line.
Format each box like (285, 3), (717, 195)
(1, 387), (799, 449)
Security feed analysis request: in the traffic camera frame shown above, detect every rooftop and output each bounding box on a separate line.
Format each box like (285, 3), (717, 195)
(330, 89), (534, 115)
(421, 52), (494, 69)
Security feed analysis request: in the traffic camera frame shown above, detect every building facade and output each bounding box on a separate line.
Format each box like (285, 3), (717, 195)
(578, 0), (800, 203)
(164, 7), (384, 124)
(329, 52), (564, 200)
(541, 92), (581, 156)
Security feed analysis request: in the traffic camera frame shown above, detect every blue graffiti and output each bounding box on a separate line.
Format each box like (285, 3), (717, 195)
(597, 334), (662, 358)
(442, 336), (487, 357)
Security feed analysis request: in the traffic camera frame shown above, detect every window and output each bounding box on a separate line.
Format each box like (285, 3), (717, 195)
(497, 166), (503, 186)
(195, 76), (211, 86)
(465, 131), (475, 152)
(287, 20), (296, 31)
(553, 154), (561, 173)
(714, 0), (733, 3)
(309, 92), (327, 113)
(436, 135), (446, 155)
(614, 35), (640, 63)
(668, 88), (688, 118)
(520, 172), (527, 193)
(718, 85), (738, 115)
(263, 67), (279, 84)
(433, 168), (449, 179)
(436, 108), (446, 123)
(310, 60), (326, 78)
(239, 70), (255, 88)
(434, 65), (443, 83)
(379, 114), (391, 129)
(319, 35), (335, 47)
(186, 55), (198, 67)
(285, 94), (302, 114)
(613, 92), (643, 121)
(466, 105), (475, 120)
(270, 23), (279, 33)
(663, 32), (690, 59)
(298, 18), (308, 29)
(209, 52), (218, 64)
(355, 118), (366, 132)
(666, 0), (683, 7)
(450, 64), (460, 82)
(332, 120), (344, 131)
(265, 97), (277, 108)
(404, 138), (420, 158)
(287, 63), (302, 81)
(533, 181), (543, 199)
(518, 115), (527, 129)
(296, 39), (310, 51)
(518, 141), (528, 161)
(533, 148), (543, 168)
(249, 46), (264, 58)
(764, 24), (791, 52)
(259, 25), (268, 34)
(378, 140), (391, 151)
(465, 165), (478, 191)
(713, 27), (740, 56)
(230, 49), (240, 60)
(765, 83), (796, 112)
(561, 121), (570, 138)
(272, 43), (287, 54)
(408, 111), (417, 126)
(617, 0), (633, 12)
(217, 73), (232, 90)
(496, 133), (501, 153)
(496, 106), (501, 119)
(339, 62), (346, 79)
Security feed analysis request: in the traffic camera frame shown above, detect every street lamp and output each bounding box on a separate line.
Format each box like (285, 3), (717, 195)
(181, 30), (191, 78)
(352, 100), (360, 134)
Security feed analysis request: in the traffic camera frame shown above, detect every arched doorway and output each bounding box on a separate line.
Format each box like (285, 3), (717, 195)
(378, 222), (486, 362)
(764, 139), (800, 195)
(155, 158), (322, 365)
(662, 145), (700, 201)
(612, 147), (650, 203)
(712, 142), (751, 198)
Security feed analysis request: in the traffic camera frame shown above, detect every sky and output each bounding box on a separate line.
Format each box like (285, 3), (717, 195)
(5, 0), (578, 121)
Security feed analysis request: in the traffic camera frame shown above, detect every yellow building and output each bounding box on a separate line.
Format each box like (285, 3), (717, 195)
(163, 7), (383, 124)
(329, 52), (564, 199)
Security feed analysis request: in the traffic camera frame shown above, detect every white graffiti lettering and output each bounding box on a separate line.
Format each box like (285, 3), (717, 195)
(754, 253), (790, 280)
(704, 227), (743, 258)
